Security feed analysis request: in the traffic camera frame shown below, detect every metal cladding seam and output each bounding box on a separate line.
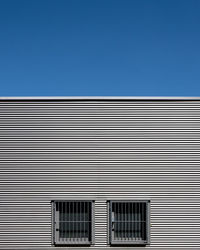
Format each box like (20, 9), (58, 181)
(0, 100), (200, 250)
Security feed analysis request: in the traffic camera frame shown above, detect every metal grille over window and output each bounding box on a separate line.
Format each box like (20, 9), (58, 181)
(53, 201), (94, 245)
(109, 201), (150, 245)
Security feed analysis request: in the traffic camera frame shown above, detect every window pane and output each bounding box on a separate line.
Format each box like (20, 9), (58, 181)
(111, 201), (148, 244)
(55, 201), (92, 244)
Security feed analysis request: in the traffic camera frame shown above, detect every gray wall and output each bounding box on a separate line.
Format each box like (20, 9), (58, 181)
(0, 99), (200, 250)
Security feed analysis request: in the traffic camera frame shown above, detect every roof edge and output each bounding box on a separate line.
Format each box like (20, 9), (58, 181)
(0, 96), (200, 101)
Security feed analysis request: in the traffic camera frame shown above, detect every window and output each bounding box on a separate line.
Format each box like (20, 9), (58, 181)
(109, 200), (150, 245)
(53, 201), (94, 245)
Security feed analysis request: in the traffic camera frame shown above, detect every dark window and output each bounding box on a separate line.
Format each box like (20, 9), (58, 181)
(53, 201), (94, 245)
(109, 200), (150, 245)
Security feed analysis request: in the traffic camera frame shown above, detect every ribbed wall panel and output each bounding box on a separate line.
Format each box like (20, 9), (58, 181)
(0, 100), (200, 249)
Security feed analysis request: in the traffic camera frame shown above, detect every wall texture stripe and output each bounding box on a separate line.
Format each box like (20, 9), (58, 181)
(0, 99), (200, 250)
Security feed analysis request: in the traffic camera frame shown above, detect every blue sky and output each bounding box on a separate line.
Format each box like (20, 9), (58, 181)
(0, 0), (200, 96)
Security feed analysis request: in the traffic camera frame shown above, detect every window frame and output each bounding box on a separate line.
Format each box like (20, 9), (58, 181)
(108, 200), (150, 246)
(52, 200), (95, 246)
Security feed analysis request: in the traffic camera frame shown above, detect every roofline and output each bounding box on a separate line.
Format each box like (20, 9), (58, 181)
(0, 96), (200, 101)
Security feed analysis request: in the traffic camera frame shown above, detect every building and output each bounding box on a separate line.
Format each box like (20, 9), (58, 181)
(0, 96), (199, 249)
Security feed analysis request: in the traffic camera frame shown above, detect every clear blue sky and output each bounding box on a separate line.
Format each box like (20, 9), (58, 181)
(0, 0), (200, 96)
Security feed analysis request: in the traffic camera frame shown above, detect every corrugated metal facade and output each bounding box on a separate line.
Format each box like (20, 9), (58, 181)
(0, 99), (200, 250)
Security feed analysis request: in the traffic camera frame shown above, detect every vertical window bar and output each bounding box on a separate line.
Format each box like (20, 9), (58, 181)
(64, 202), (65, 243)
(138, 202), (139, 240)
(133, 202), (134, 241)
(130, 202), (132, 241)
(76, 202), (78, 243)
(89, 202), (90, 241)
(130, 202), (131, 241)
(128, 202), (130, 241)
(122, 202), (125, 240)
(143, 202), (145, 241)
(86, 202), (89, 243)
(118, 202), (119, 241)
(83, 201), (85, 242)
(134, 202), (136, 241)
(116, 202), (117, 240)
(123, 202), (125, 241)
(74, 202), (75, 242)
(74, 202), (76, 242)
(117, 202), (119, 241)
(71, 201), (72, 243)
(68, 201), (70, 240)
(81, 201), (83, 242)
(116, 202), (118, 240)
(135, 202), (136, 240)
(57, 202), (58, 241)
(61, 202), (63, 242)
(79, 201), (80, 243)
(127, 202), (129, 241)
(63, 202), (65, 242)
(66, 202), (68, 241)
(131, 202), (132, 241)
(74, 202), (76, 243)
(64, 201), (66, 242)
(113, 202), (115, 240)
(118, 202), (120, 240)
(131, 202), (133, 242)
(76, 202), (79, 242)
(73, 201), (74, 243)
(131, 202), (133, 241)
(71, 201), (72, 242)
(116, 202), (117, 241)
(123, 203), (125, 241)
(79, 201), (81, 242)
(115, 202), (116, 240)
(130, 202), (133, 241)
(117, 202), (119, 240)
(125, 202), (127, 240)
(71, 201), (73, 241)
(64, 202), (66, 242)
(68, 202), (70, 242)
(136, 202), (138, 240)
(58, 202), (60, 242)
(67, 201), (68, 242)
(141, 202), (142, 239)
(137, 202), (138, 240)
(85, 201), (87, 242)
(138, 202), (140, 240)
(139, 202), (141, 240)
(146, 202), (148, 243)
(141, 202), (143, 241)
(114, 202), (117, 240)
(112, 202), (114, 241)
(121, 202), (122, 241)
(79, 202), (80, 242)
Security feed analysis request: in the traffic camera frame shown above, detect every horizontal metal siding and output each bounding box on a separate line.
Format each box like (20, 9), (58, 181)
(0, 100), (200, 249)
